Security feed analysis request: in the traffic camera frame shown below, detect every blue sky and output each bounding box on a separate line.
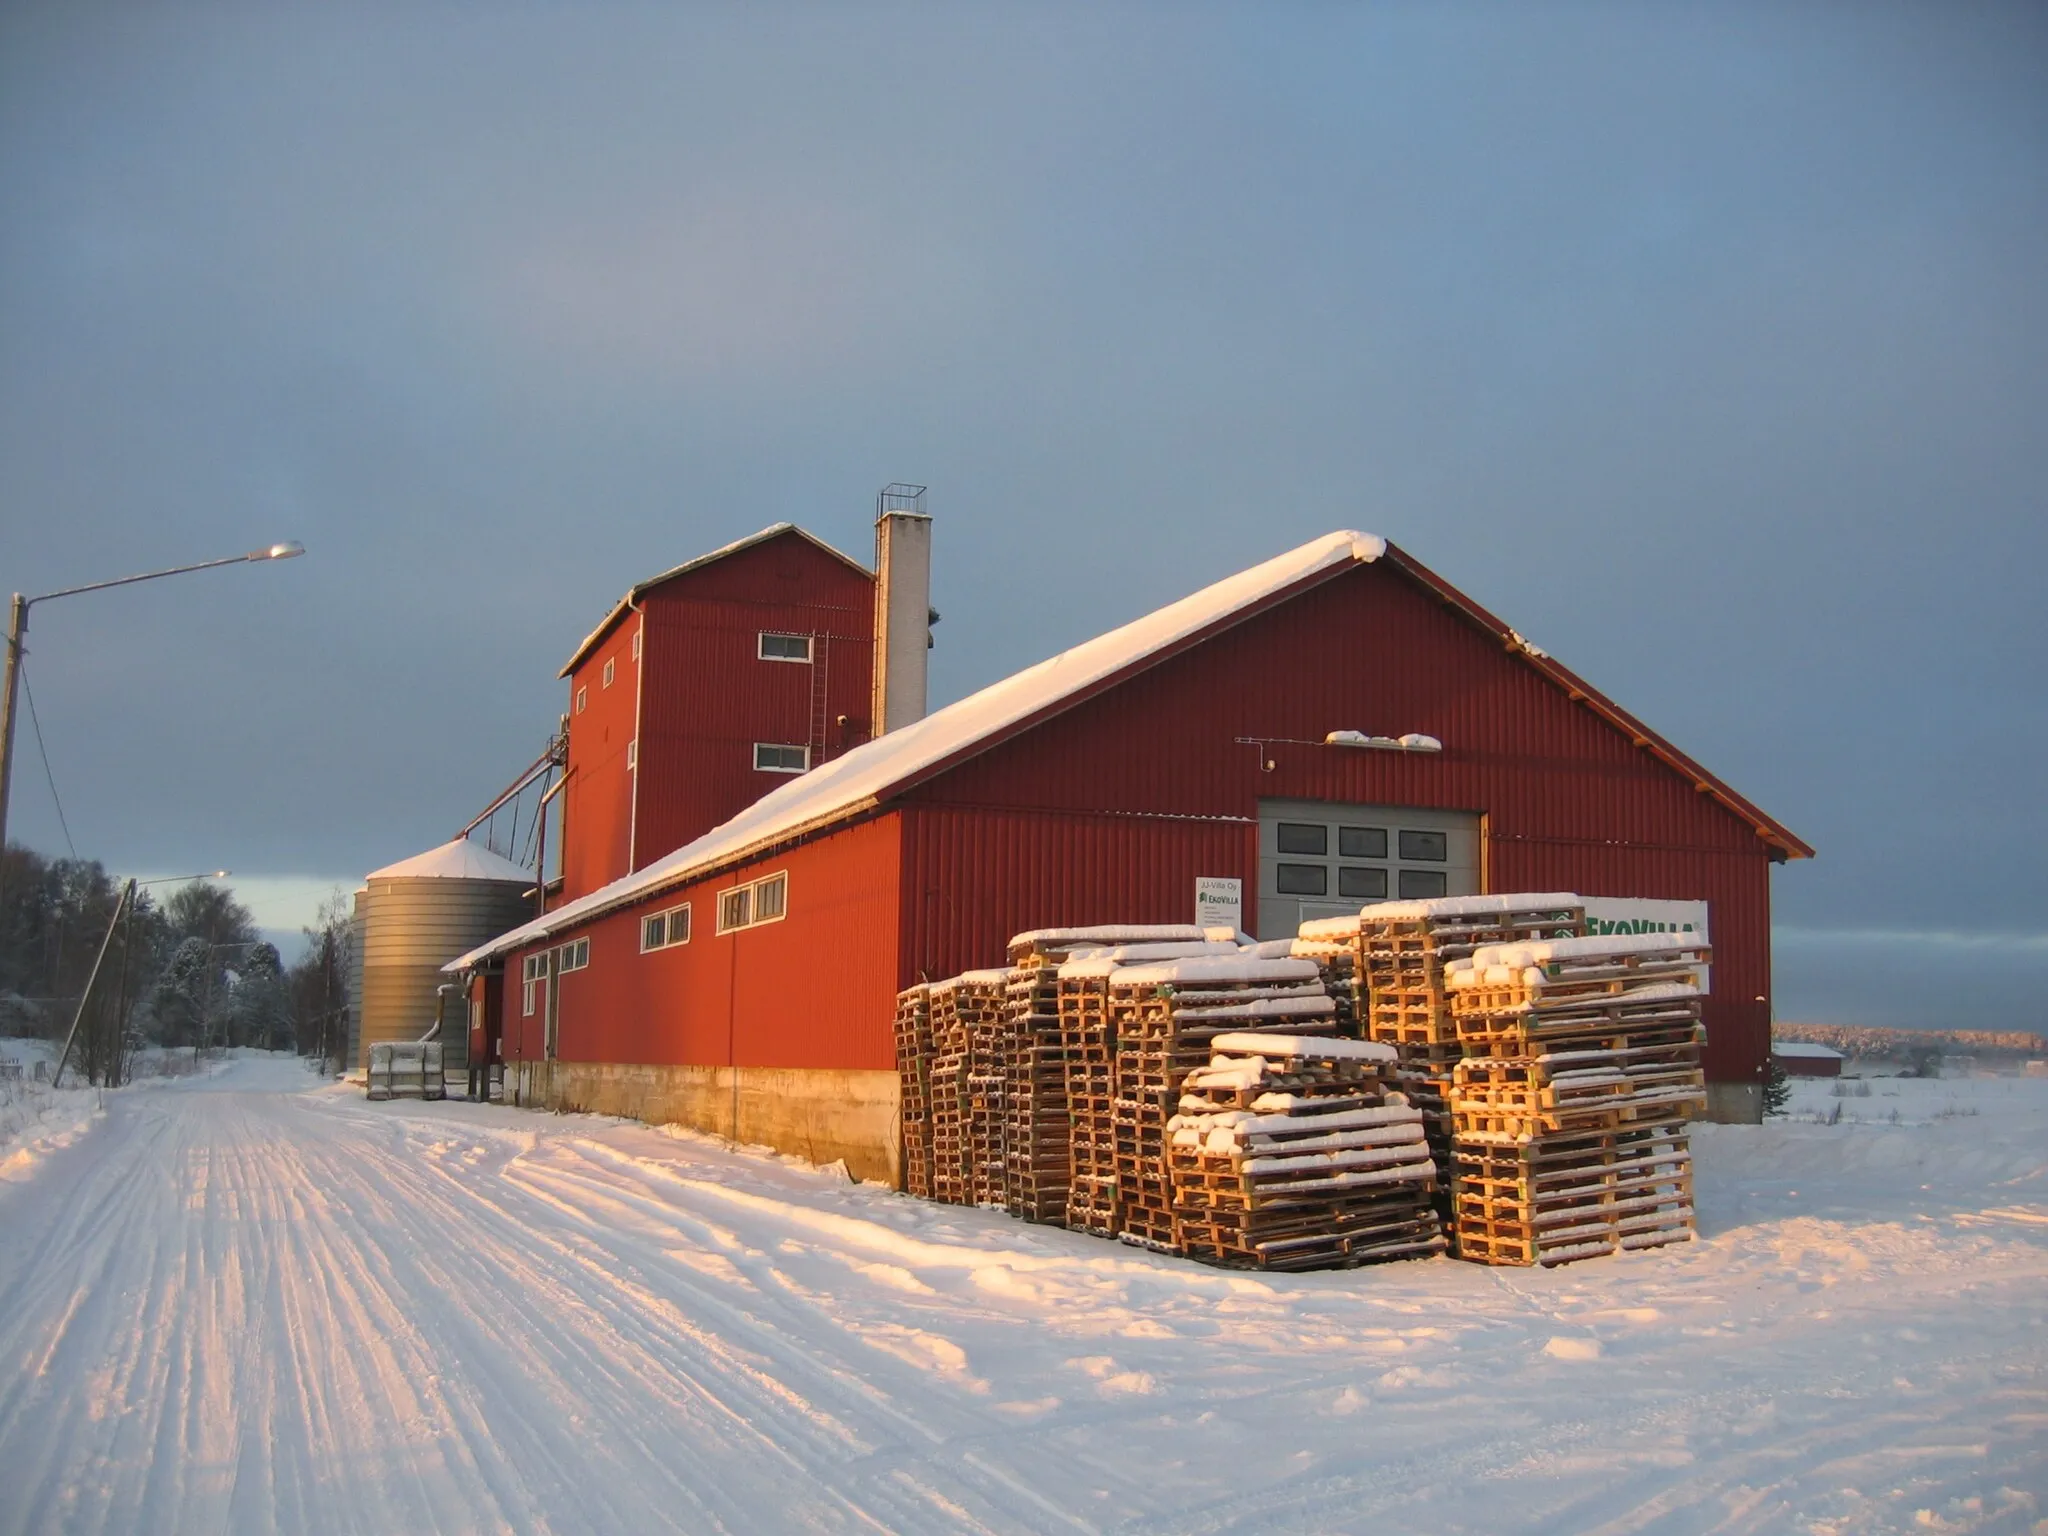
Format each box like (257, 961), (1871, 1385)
(2, 4), (2043, 1030)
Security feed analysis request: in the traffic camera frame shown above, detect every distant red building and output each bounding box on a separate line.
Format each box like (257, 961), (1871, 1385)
(458, 528), (1810, 1181)
(1773, 1043), (1846, 1078)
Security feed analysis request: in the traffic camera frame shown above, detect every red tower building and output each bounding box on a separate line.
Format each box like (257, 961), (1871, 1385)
(554, 525), (878, 904)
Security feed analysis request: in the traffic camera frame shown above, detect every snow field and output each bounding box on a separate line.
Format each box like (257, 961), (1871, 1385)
(0, 1060), (2041, 1534)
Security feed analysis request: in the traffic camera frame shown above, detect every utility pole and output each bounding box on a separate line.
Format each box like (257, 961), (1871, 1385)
(52, 878), (133, 1089)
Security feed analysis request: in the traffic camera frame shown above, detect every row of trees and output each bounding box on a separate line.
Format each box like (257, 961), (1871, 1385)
(0, 845), (353, 1082)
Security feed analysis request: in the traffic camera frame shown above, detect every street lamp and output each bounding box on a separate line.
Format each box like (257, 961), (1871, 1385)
(0, 543), (303, 872)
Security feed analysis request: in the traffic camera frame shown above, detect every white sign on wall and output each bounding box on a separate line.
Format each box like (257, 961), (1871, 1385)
(1579, 897), (1711, 993)
(1196, 877), (1243, 935)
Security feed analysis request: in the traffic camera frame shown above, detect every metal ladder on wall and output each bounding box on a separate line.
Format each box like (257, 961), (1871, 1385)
(807, 633), (831, 766)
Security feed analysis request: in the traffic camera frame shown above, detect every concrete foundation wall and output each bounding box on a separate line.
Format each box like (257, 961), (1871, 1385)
(504, 1060), (901, 1185)
(1705, 1081), (1762, 1125)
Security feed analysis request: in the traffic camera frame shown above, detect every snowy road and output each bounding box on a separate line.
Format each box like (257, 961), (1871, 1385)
(0, 1058), (2043, 1535)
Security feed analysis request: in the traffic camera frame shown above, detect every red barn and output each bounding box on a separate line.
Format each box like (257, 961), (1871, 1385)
(456, 529), (1809, 1181)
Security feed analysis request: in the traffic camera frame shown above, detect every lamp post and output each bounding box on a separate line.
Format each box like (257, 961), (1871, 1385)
(0, 542), (303, 876)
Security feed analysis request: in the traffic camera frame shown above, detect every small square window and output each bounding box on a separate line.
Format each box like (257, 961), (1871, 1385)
(754, 742), (809, 773)
(753, 874), (786, 922)
(1339, 866), (1388, 900)
(575, 687), (587, 715)
(1398, 869), (1449, 899)
(1276, 863), (1329, 896)
(758, 632), (812, 663)
(603, 657), (616, 688)
(1398, 829), (1448, 862)
(667, 904), (690, 944)
(1276, 822), (1328, 856)
(1338, 826), (1387, 860)
(626, 739), (637, 770)
(718, 887), (750, 932)
(631, 629), (642, 661)
(642, 913), (666, 951)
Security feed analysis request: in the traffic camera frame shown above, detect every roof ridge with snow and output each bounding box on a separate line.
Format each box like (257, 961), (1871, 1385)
(455, 530), (1386, 968)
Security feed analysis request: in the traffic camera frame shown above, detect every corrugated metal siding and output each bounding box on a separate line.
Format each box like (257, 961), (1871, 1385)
(633, 535), (874, 872)
(896, 560), (1777, 1088)
(901, 806), (1254, 981)
(560, 612), (642, 902)
(504, 812), (902, 1074)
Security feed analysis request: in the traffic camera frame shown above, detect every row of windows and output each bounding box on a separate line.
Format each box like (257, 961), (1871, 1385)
(717, 871), (787, 933)
(519, 937), (588, 1014)
(520, 876), (788, 1008)
(1275, 822), (1447, 862)
(641, 902), (691, 951)
(1275, 864), (1450, 900)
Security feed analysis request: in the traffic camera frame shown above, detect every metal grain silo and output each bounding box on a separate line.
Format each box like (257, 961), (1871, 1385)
(356, 841), (533, 1073)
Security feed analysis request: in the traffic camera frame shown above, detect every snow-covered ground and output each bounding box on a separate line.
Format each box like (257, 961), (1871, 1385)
(0, 1060), (2040, 1535)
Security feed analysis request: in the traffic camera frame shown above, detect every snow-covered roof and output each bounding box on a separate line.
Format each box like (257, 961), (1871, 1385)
(1772, 1042), (1847, 1060)
(368, 839), (532, 884)
(559, 523), (871, 678)
(452, 531), (1387, 970)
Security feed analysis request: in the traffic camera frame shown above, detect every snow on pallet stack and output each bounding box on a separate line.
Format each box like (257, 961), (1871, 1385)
(958, 970), (1013, 1207)
(923, 978), (973, 1204)
(1299, 895), (1588, 1198)
(1444, 931), (1709, 1265)
(893, 983), (934, 1199)
(1169, 1032), (1444, 1270)
(1049, 935), (1243, 1237)
(1108, 954), (1338, 1251)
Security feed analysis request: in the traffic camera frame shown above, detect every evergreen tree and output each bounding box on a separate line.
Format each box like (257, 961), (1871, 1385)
(230, 941), (293, 1049)
(150, 936), (212, 1049)
(1763, 1056), (1792, 1118)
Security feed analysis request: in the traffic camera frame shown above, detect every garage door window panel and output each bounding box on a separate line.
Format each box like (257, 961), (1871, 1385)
(1276, 863), (1329, 896)
(1275, 823), (1328, 856)
(1339, 866), (1388, 900)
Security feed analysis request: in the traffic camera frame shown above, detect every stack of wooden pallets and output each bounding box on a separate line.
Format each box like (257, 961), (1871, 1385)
(1169, 1032), (1444, 1270)
(925, 977), (972, 1204)
(1049, 937), (1244, 1237)
(955, 969), (1013, 1208)
(1285, 936), (1359, 1036)
(1444, 931), (1708, 1265)
(1299, 895), (1587, 1196)
(893, 982), (934, 1198)
(1108, 955), (1337, 1251)
(1002, 952), (1074, 1224)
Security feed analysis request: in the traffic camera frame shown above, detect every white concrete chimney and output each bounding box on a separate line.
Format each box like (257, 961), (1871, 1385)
(871, 492), (933, 737)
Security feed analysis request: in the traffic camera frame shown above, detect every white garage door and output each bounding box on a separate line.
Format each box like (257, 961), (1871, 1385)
(1257, 799), (1482, 941)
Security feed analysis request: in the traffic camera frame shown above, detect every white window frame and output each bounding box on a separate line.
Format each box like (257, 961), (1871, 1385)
(753, 742), (809, 774)
(715, 871), (789, 934)
(603, 657), (616, 688)
(757, 631), (813, 664)
(631, 628), (642, 661)
(575, 686), (587, 715)
(555, 936), (590, 972)
(521, 952), (547, 1015)
(626, 739), (637, 770)
(640, 902), (692, 952)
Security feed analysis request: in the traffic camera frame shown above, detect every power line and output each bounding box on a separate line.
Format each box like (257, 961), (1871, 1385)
(18, 658), (77, 859)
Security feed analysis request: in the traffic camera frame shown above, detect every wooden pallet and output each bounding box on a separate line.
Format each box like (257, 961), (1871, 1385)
(893, 983), (935, 1198)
